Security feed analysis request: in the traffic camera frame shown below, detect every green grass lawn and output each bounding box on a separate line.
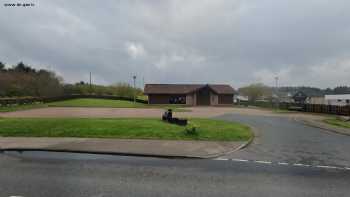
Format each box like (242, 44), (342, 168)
(0, 118), (252, 141)
(1, 98), (190, 112)
(272, 109), (295, 113)
(48, 98), (190, 112)
(48, 98), (146, 108)
(324, 118), (350, 129)
(137, 95), (148, 101)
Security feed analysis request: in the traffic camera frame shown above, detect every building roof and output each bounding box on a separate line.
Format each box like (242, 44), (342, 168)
(144, 84), (235, 95)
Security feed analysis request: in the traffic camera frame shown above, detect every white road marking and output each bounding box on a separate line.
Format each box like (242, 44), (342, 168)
(293, 163), (311, 167)
(316, 165), (338, 169)
(216, 158), (350, 171)
(255, 160), (272, 164)
(231, 159), (249, 162)
(214, 158), (228, 161)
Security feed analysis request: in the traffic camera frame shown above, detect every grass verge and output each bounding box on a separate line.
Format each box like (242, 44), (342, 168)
(272, 109), (295, 113)
(1, 98), (189, 112)
(323, 118), (350, 129)
(48, 98), (190, 112)
(48, 98), (146, 108)
(0, 118), (251, 141)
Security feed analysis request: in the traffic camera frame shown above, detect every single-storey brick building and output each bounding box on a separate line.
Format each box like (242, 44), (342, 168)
(144, 84), (235, 106)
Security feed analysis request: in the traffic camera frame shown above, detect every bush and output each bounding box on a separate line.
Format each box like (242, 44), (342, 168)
(336, 116), (350, 122)
(185, 122), (199, 135)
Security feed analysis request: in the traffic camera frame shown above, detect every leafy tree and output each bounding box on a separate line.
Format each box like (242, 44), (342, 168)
(34, 69), (63, 97)
(239, 83), (272, 102)
(0, 62), (5, 71)
(110, 82), (143, 98)
(10, 62), (36, 73)
(0, 61), (63, 97)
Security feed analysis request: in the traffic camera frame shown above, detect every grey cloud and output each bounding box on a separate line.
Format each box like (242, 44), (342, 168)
(0, 0), (349, 88)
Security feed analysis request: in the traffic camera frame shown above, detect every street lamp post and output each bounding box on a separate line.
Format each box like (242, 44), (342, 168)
(275, 76), (279, 108)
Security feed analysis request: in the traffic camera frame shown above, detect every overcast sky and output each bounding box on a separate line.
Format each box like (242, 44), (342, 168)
(1, 0), (350, 88)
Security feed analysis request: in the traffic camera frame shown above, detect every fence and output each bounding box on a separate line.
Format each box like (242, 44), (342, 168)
(239, 101), (350, 116)
(300, 103), (350, 116)
(0, 94), (148, 107)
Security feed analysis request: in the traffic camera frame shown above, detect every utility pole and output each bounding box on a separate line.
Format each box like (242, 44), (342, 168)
(89, 72), (92, 94)
(133, 75), (137, 103)
(275, 76), (279, 108)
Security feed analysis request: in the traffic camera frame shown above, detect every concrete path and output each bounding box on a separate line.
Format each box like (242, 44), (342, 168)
(0, 137), (245, 158)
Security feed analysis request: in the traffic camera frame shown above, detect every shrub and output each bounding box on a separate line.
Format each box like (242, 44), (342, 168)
(185, 122), (199, 135)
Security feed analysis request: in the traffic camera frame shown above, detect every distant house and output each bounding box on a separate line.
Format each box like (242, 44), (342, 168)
(325, 94), (350, 106)
(306, 96), (327, 105)
(234, 95), (249, 103)
(277, 92), (294, 103)
(292, 91), (308, 104)
(144, 84), (235, 106)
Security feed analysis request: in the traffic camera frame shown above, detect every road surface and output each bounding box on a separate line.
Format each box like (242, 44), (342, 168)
(0, 151), (350, 197)
(217, 114), (350, 167)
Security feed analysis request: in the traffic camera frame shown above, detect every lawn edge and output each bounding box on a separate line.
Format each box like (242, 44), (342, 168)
(209, 125), (255, 158)
(294, 117), (350, 136)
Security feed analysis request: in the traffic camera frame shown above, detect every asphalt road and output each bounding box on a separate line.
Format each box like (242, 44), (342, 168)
(1, 151), (350, 197)
(217, 114), (350, 167)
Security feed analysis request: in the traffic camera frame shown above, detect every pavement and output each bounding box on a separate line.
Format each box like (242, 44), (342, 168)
(1, 151), (350, 197)
(0, 137), (246, 158)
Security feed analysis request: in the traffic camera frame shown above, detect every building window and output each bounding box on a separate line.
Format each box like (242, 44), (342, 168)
(337, 99), (342, 102)
(169, 96), (186, 104)
(346, 99), (350, 104)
